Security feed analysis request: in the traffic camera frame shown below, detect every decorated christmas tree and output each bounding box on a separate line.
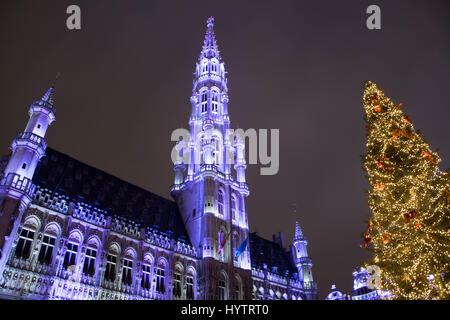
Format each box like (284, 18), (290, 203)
(362, 81), (450, 299)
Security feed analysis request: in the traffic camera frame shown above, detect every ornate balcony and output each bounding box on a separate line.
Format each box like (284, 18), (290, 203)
(0, 172), (36, 198)
(12, 131), (47, 151)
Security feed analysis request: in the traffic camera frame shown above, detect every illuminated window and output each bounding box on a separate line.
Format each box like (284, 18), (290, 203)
(104, 254), (117, 281)
(218, 280), (226, 300)
(83, 247), (97, 276)
(211, 93), (218, 113)
(201, 93), (207, 113)
(37, 234), (55, 265)
(156, 267), (165, 293)
(122, 258), (133, 286)
(63, 242), (78, 270)
(231, 195), (237, 221)
(15, 228), (35, 260)
(141, 264), (151, 290)
(173, 272), (182, 298)
(186, 275), (194, 300)
(217, 190), (224, 215)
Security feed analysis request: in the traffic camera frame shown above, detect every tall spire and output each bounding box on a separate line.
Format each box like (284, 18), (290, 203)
(200, 16), (220, 60)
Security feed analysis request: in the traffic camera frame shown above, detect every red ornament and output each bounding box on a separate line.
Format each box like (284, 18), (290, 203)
(363, 235), (372, 248)
(370, 93), (379, 102)
(374, 105), (382, 112)
(381, 233), (390, 244)
(422, 150), (437, 164)
(404, 210), (418, 222)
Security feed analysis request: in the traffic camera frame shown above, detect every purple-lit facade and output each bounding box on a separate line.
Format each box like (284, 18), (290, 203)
(0, 18), (317, 300)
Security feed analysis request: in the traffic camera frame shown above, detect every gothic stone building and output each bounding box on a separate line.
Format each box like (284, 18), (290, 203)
(0, 17), (318, 300)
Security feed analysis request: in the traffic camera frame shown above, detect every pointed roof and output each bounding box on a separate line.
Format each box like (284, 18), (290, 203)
(294, 220), (304, 240)
(199, 17), (221, 60)
(41, 86), (55, 106)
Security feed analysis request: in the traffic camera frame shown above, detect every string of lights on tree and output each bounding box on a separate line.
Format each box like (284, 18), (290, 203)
(361, 81), (450, 300)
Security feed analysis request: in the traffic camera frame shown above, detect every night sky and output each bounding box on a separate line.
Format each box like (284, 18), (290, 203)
(1, 0), (449, 298)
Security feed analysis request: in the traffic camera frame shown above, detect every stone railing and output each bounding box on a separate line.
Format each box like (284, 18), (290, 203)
(111, 216), (141, 238)
(0, 173), (36, 198)
(72, 203), (108, 227)
(0, 264), (153, 300)
(144, 228), (197, 258)
(34, 187), (69, 213)
(13, 131), (47, 150)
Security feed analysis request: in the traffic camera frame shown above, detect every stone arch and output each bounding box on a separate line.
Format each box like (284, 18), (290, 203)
(43, 221), (61, 236)
(234, 273), (243, 300)
(23, 215), (41, 230)
(143, 252), (154, 265)
(218, 269), (229, 300)
(86, 235), (101, 249)
(68, 228), (84, 244)
(186, 264), (197, 277)
(157, 256), (168, 269)
(123, 246), (137, 260)
(108, 242), (121, 256)
(174, 261), (184, 274)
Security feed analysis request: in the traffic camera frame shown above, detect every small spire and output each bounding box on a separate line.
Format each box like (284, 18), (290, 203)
(200, 16), (220, 60)
(295, 220), (303, 238)
(41, 73), (60, 106)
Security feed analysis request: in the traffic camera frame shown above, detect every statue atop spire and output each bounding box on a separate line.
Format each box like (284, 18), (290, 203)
(207, 16), (214, 28)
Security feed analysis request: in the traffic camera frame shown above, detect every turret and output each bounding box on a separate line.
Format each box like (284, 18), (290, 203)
(0, 79), (57, 270)
(292, 220), (313, 283)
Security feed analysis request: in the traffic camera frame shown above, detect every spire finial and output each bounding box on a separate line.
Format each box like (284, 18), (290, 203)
(292, 204), (303, 239)
(207, 16), (214, 28)
(51, 72), (61, 87)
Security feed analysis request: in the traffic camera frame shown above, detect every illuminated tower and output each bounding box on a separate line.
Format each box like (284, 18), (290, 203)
(292, 220), (317, 299)
(171, 17), (251, 300)
(0, 83), (56, 270)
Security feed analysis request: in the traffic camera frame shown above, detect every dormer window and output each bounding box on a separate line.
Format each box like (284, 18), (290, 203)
(22, 163), (27, 169)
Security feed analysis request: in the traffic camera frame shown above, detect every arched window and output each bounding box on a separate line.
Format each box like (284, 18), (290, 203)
(186, 267), (196, 300)
(234, 275), (243, 300)
(121, 249), (135, 286)
(201, 92), (207, 113)
(173, 264), (183, 299)
(141, 253), (153, 291)
(156, 260), (166, 294)
(83, 240), (97, 277)
(211, 92), (218, 113)
(231, 194), (237, 221)
(104, 244), (120, 282)
(37, 233), (56, 265)
(63, 242), (79, 270)
(217, 272), (227, 300)
(217, 190), (224, 215)
(15, 227), (35, 260)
